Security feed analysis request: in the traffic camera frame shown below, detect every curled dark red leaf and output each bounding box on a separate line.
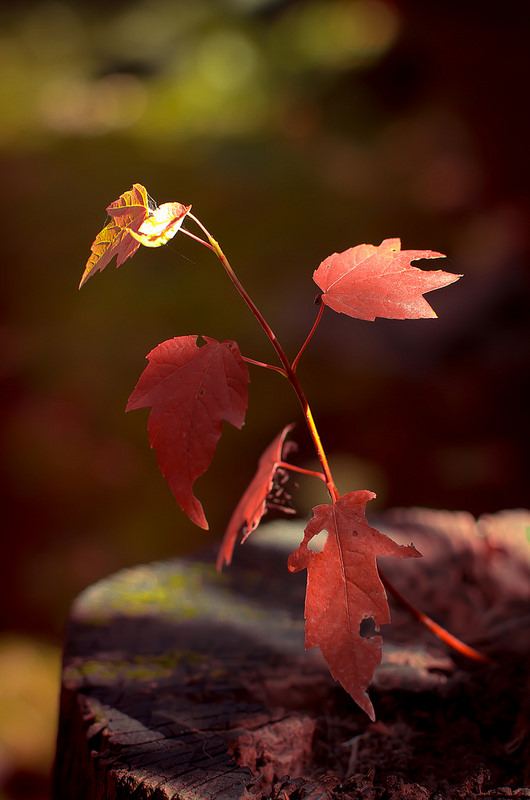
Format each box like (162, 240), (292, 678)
(217, 424), (295, 569)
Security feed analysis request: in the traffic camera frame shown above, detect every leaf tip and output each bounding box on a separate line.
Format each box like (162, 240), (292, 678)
(78, 262), (93, 289)
(366, 704), (376, 723)
(188, 501), (209, 531)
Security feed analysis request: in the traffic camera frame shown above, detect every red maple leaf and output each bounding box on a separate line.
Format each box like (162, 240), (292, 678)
(288, 491), (420, 719)
(79, 184), (190, 288)
(126, 336), (249, 530)
(217, 424), (295, 570)
(313, 238), (461, 321)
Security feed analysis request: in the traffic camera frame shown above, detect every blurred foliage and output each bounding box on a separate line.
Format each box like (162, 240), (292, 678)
(0, 0), (399, 145)
(0, 1), (529, 794)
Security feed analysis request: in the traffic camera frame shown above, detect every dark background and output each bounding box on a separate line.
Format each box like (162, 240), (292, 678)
(0, 1), (528, 797)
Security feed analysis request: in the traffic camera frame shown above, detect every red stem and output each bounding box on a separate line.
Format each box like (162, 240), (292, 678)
(242, 356), (287, 376)
(380, 572), (493, 664)
(292, 302), (325, 373)
(181, 226), (215, 250)
(277, 461), (327, 482)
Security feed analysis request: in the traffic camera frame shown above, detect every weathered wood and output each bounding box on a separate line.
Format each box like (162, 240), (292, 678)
(54, 513), (530, 799)
(53, 526), (332, 800)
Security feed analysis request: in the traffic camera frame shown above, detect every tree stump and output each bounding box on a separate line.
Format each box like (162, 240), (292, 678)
(54, 512), (530, 799)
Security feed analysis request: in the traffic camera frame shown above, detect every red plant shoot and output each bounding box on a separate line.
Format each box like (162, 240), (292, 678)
(80, 184), (489, 720)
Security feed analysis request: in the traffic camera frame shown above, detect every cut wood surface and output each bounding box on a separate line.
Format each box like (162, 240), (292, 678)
(54, 509), (530, 799)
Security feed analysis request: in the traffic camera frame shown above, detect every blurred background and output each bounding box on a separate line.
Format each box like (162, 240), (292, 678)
(0, 0), (528, 796)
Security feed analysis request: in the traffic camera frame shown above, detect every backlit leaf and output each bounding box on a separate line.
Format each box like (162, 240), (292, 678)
(79, 184), (150, 288)
(313, 238), (461, 321)
(79, 185), (191, 288)
(128, 201), (191, 247)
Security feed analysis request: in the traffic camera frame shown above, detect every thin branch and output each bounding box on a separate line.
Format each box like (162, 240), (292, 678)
(380, 570), (493, 664)
(242, 356), (287, 377)
(181, 224), (215, 250)
(292, 302), (325, 373)
(276, 461), (327, 482)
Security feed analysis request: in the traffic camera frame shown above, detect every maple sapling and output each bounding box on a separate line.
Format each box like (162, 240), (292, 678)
(80, 183), (488, 720)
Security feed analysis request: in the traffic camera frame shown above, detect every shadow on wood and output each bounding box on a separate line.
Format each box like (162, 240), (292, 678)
(53, 512), (530, 799)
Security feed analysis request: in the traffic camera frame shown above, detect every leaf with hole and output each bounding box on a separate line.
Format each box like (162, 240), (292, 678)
(313, 238), (461, 321)
(288, 490), (421, 719)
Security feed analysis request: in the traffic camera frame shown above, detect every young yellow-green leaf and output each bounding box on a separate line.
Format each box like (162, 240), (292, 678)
(128, 202), (191, 247)
(79, 184), (151, 288)
(79, 186), (191, 289)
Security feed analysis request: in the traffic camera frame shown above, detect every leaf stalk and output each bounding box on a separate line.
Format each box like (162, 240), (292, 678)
(292, 302), (325, 373)
(241, 356), (287, 377)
